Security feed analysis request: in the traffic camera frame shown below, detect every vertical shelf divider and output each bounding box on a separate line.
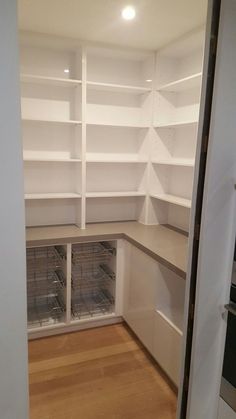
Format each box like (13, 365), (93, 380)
(81, 46), (87, 229)
(74, 47), (84, 228)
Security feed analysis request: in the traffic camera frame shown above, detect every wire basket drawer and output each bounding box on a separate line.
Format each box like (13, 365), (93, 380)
(27, 294), (65, 328)
(72, 289), (114, 320)
(27, 270), (65, 297)
(27, 246), (64, 273)
(72, 264), (115, 291)
(72, 242), (115, 265)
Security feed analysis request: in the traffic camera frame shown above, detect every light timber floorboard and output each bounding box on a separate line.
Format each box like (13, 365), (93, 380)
(28, 323), (177, 419)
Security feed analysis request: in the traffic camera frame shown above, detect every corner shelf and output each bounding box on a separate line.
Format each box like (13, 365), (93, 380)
(25, 193), (82, 200)
(157, 72), (202, 92)
(87, 81), (151, 94)
(21, 73), (82, 87)
(86, 191), (146, 198)
(150, 193), (191, 208)
(152, 158), (194, 167)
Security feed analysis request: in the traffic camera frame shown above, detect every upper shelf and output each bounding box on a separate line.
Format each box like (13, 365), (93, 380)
(87, 81), (151, 94)
(86, 121), (149, 129)
(21, 74), (82, 87)
(23, 157), (82, 163)
(22, 117), (82, 125)
(86, 153), (148, 163)
(86, 191), (146, 198)
(154, 120), (198, 129)
(157, 72), (202, 92)
(152, 158), (195, 167)
(25, 192), (82, 200)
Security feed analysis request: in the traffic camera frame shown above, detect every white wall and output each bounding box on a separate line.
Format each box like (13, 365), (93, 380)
(0, 1), (29, 418)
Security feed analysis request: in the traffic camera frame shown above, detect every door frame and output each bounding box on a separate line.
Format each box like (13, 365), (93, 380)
(178, 0), (236, 418)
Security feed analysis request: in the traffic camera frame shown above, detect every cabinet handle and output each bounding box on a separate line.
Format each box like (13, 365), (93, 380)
(225, 302), (236, 316)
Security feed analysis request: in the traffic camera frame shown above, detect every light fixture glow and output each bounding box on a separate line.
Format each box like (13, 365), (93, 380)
(146, 79), (152, 83)
(122, 5), (136, 20)
(64, 69), (70, 74)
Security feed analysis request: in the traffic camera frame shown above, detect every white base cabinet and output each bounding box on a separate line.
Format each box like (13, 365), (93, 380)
(123, 241), (157, 353)
(123, 241), (184, 386)
(27, 237), (185, 387)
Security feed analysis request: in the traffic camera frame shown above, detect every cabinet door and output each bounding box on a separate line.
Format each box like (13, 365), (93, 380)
(123, 242), (158, 353)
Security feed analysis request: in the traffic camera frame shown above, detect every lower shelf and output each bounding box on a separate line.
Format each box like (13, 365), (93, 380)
(150, 193), (191, 208)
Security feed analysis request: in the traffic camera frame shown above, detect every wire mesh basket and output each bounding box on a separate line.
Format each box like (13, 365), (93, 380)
(72, 289), (115, 319)
(72, 242), (115, 265)
(27, 294), (65, 328)
(72, 263), (115, 291)
(27, 246), (64, 273)
(27, 270), (65, 298)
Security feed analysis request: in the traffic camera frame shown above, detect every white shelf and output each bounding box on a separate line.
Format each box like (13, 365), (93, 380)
(150, 193), (191, 208)
(87, 81), (151, 94)
(86, 121), (149, 129)
(25, 192), (82, 200)
(152, 158), (194, 167)
(86, 154), (147, 163)
(23, 157), (81, 163)
(157, 72), (202, 92)
(86, 191), (146, 198)
(154, 120), (198, 129)
(21, 73), (82, 87)
(22, 117), (82, 125)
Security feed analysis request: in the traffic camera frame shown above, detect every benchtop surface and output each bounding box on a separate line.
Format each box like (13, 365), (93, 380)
(26, 222), (188, 279)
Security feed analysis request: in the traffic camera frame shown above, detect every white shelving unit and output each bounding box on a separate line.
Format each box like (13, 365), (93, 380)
(20, 30), (204, 232)
(149, 29), (204, 232)
(20, 40), (84, 227)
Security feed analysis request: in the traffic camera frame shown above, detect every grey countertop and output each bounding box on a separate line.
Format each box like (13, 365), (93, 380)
(26, 222), (188, 279)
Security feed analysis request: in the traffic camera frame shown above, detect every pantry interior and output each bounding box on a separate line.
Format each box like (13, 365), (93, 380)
(17, 1), (207, 417)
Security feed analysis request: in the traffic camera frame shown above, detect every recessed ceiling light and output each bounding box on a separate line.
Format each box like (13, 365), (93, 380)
(122, 6), (136, 20)
(64, 69), (70, 74)
(146, 79), (152, 82)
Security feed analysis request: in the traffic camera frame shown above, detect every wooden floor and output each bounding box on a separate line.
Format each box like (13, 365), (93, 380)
(29, 324), (177, 419)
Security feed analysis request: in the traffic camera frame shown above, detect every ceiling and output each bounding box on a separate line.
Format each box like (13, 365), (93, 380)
(18, 0), (207, 51)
